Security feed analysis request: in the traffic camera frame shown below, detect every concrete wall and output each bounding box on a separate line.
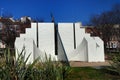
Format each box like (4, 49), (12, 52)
(58, 23), (74, 55)
(38, 23), (56, 59)
(75, 23), (86, 47)
(15, 22), (105, 63)
(15, 38), (34, 64)
(33, 41), (44, 60)
(83, 36), (105, 62)
(57, 33), (69, 61)
(20, 23), (37, 45)
(66, 38), (88, 61)
(94, 37), (104, 62)
(85, 37), (97, 62)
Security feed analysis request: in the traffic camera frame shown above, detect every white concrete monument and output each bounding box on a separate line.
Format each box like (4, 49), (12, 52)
(15, 22), (105, 64)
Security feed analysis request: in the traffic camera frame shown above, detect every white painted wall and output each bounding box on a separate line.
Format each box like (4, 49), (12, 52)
(20, 23), (37, 45)
(15, 38), (34, 64)
(38, 23), (57, 60)
(15, 22), (105, 64)
(67, 38), (88, 61)
(57, 33), (68, 61)
(94, 37), (105, 62)
(33, 41), (45, 60)
(75, 23), (85, 47)
(58, 23), (74, 55)
(85, 37), (97, 62)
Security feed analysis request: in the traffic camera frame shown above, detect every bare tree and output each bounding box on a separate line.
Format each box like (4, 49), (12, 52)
(1, 19), (16, 48)
(32, 17), (44, 22)
(2, 12), (13, 18)
(89, 3), (120, 53)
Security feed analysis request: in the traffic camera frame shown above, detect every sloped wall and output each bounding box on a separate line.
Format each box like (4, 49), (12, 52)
(66, 38), (88, 61)
(58, 23), (74, 55)
(57, 33), (69, 61)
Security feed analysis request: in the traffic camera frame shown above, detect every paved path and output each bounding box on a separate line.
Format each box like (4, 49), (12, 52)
(70, 60), (111, 67)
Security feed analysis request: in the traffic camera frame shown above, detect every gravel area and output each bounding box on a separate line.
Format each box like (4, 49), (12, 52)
(70, 60), (111, 67)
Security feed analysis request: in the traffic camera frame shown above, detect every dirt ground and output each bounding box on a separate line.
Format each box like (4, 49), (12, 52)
(70, 60), (111, 67)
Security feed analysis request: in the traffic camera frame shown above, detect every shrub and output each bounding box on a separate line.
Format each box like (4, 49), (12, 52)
(108, 52), (120, 75)
(34, 54), (71, 80)
(0, 48), (70, 80)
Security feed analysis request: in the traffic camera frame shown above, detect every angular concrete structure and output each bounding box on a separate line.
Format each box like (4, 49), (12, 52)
(15, 22), (105, 64)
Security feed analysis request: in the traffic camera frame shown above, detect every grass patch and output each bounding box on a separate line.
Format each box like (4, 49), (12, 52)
(65, 67), (120, 80)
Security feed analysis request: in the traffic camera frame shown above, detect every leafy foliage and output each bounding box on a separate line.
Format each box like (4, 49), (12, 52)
(0, 48), (70, 80)
(108, 53), (120, 75)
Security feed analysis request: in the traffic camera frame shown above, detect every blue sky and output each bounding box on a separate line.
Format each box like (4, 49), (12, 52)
(0, 0), (120, 25)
